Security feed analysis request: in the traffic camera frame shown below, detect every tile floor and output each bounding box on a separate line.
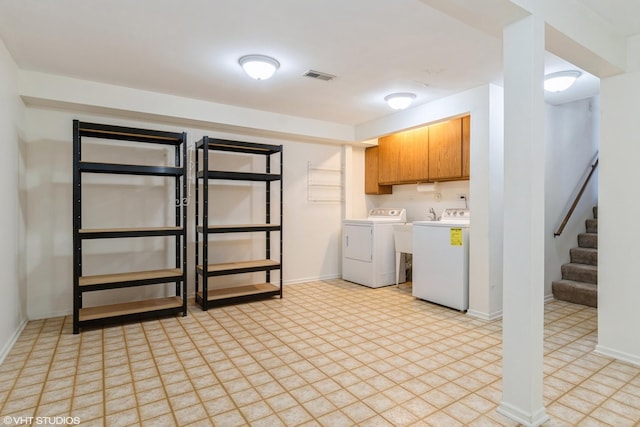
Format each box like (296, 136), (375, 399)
(0, 279), (639, 426)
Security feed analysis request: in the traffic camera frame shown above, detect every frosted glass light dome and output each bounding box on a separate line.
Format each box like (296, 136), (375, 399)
(239, 55), (280, 80)
(544, 70), (581, 92)
(384, 93), (416, 110)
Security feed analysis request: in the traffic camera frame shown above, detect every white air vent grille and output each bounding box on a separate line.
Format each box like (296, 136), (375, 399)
(303, 70), (336, 81)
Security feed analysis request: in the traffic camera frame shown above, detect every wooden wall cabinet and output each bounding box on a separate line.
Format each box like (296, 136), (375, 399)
(365, 146), (392, 194)
(364, 115), (470, 193)
(377, 126), (429, 185)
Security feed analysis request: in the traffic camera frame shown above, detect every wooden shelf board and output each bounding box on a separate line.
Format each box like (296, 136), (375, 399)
(209, 142), (272, 152)
(196, 260), (280, 274)
(79, 161), (183, 176)
(79, 296), (183, 321)
(201, 224), (280, 233)
(207, 224), (279, 229)
(80, 226), (182, 234)
(78, 124), (182, 143)
(80, 129), (179, 141)
(197, 137), (281, 154)
(198, 170), (280, 181)
(197, 283), (280, 302)
(79, 268), (182, 287)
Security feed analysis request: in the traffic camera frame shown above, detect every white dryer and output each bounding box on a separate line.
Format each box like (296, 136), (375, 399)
(342, 208), (406, 288)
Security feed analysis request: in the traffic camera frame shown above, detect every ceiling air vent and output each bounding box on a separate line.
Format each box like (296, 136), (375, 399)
(303, 70), (336, 81)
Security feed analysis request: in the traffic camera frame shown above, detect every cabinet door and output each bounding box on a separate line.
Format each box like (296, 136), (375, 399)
(365, 146), (392, 194)
(378, 127), (428, 184)
(462, 115), (470, 178)
(403, 127), (429, 182)
(378, 132), (403, 184)
(428, 118), (462, 181)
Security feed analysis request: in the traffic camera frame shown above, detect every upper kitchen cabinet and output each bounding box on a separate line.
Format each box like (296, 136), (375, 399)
(365, 146), (393, 195)
(378, 126), (429, 185)
(364, 115), (470, 192)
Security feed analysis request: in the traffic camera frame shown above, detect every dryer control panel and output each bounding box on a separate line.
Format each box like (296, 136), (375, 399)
(367, 208), (407, 222)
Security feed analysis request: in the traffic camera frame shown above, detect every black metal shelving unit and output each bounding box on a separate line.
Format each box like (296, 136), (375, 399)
(72, 120), (187, 333)
(195, 137), (283, 311)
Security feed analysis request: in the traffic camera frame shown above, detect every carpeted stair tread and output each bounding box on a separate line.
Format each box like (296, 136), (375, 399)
(578, 232), (598, 249)
(561, 263), (597, 284)
(552, 206), (598, 307)
(552, 280), (597, 307)
(570, 247), (598, 266)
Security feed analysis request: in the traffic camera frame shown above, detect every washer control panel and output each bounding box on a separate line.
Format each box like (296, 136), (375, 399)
(441, 208), (470, 221)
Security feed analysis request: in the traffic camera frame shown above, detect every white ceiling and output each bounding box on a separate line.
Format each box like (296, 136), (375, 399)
(0, 0), (637, 126)
(576, 0), (640, 38)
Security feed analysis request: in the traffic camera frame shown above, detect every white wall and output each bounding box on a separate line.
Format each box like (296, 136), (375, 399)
(25, 108), (344, 320)
(544, 97), (599, 297)
(0, 39), (26, 362)
(597, 71), (640, 365)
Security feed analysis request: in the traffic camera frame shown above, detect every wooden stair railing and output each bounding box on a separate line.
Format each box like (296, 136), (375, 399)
(554, 154), (599, 237)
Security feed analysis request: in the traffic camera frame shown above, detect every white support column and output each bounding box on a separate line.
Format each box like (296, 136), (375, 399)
(497, 11), (549, 427)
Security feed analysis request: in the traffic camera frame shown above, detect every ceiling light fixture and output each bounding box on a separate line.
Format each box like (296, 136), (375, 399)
(239, 54), (280, 80)
(544, 70), (581, 92)
(384, 93), (416, 110)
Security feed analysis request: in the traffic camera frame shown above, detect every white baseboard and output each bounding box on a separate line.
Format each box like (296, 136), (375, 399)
(497, 401), (550, 427)
(544, 293), (555, 303)
(28, 309), (72, 321)
(0, 319), (28, 365)
(284, 274), (341, 285)
(467, 309), (503, 321)
(594, 344), (640, 367)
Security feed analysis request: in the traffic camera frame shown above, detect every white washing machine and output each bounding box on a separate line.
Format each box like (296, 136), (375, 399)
(343, 208), (406, 288)
(413, 208), (470, 311)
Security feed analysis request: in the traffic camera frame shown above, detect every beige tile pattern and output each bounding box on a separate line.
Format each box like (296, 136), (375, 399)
(0, 279), (639, 426)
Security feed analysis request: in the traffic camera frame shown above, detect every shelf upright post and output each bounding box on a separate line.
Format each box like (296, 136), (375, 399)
(265, 154), (271, 285)
(279, 146), (284, 298)
(72, 120), (82, 334)
(180, 132), (187, 314)
(174, 136), (181, 297)
(202, 136), (209, 311)
(194, 139), (199, 308)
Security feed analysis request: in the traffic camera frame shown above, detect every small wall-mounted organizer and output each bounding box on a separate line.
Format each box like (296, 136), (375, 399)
(307, 162), (342, 203)
(195, 137), (283, 310)
(72, 120), (187, 334)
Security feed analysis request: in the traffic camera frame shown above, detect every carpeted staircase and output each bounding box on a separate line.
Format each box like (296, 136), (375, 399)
(552, 206), (598, 307)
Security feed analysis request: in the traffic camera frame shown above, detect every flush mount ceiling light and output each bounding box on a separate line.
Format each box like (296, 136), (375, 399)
(544, 70), (582, 92)
(239, 54), (280, 80)
(384, 93), (416, 110)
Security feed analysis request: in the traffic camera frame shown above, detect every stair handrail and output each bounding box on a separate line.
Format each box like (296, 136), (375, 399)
(554, 153), (599, 237)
